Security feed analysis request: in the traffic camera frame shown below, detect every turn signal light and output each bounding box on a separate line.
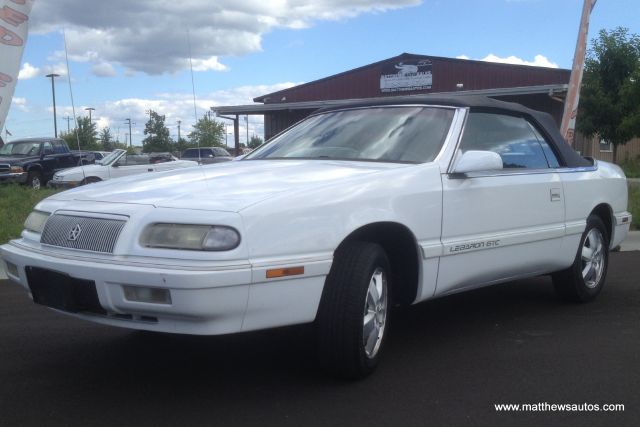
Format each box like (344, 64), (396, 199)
(266, 266), (304, 279)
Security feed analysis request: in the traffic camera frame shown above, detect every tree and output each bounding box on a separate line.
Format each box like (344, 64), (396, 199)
(248, 134), (263, 149)
(142, 110), (173, 153)
(99, 127), (114, 151)
(577, 27), (640, 163)
(188, 115), (225, 147)
(60, 116), (99, 150)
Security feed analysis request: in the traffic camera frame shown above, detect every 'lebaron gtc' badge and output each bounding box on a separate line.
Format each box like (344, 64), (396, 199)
(68, 224), (82, 241)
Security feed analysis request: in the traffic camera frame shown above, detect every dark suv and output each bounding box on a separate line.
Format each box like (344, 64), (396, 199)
(181, 147), (232, 164)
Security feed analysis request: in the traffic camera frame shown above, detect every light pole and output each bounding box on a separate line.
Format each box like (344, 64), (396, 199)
(125, 118), (134, 147)
(45, 73), (60, 137)
(177, 120), (182, 142)
(85, 107), (95, 125)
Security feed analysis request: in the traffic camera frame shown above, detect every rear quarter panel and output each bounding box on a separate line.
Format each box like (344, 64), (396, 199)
(561, 161), (629, 247)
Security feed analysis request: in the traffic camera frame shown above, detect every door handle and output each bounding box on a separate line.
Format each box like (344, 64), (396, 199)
(550, 188), (562, 202)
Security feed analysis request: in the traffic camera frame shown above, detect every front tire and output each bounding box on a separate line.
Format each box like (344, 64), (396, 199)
(316, 241), (391, 379)
(553, 215), (609, 302)
(26, 171), (42, 190)
(81, 176), (101, 185)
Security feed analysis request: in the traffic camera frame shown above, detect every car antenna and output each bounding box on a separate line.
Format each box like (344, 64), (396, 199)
(62, 27), (87, 183)
(187, 29), (201, 165)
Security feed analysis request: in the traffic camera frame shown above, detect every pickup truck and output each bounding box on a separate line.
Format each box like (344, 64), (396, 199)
(0, 138), (93, 189)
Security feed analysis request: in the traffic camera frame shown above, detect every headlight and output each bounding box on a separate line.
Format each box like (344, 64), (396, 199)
(141, 224), (241, 251)
(10, 166), (23, 173)
(24, 210), (50, 233)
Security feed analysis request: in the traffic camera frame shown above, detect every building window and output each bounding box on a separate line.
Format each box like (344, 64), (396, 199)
(599, 139), (612, 152)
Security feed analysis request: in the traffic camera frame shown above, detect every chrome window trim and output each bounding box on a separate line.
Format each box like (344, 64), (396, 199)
(442, 107), (470, 173)
(309, 104), (459, 116)
(434, 107), (468, 168)
(447, 162), (598, 179)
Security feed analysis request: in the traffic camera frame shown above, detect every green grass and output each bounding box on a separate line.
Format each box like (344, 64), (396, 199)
(0, 185), (60, 244)
(629, 185), (640, 230)
(621, 158), (640, 178)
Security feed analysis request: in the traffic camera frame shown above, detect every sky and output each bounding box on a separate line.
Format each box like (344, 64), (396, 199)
(3, 0), (640, 147)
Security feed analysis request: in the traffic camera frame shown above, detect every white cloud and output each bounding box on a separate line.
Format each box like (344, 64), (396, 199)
(456, 53), (558, 68)
(12, 97), (29, 112)
(190, 56), (228, 72)
(29, 0), (421, 75)
(480, 53), (558, 68)
(91, 62), (117, 77)
(41, 63), (69, 77)
(18, 63), (40, 80)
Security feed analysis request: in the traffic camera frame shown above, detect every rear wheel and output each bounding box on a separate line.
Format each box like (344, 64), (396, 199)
(553, 215), (609, 302)
(26, 171), (42, 190)
(316, 241), (391, 379)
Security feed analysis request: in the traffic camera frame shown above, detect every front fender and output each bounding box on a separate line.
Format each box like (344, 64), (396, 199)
(239, 163), (443, 261)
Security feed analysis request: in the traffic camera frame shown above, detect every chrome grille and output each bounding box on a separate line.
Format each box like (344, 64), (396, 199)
(41, 214), (126, 253)
(0, 164), (10, 173)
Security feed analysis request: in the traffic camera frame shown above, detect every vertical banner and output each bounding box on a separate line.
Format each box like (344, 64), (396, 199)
(0, 0), (35, 134)
(560, 0), (597, 146)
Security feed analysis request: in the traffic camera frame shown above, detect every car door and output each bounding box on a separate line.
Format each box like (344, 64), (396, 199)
(110, 154), (155, 178)
(436, 112), (566, 296)
(51, 140), (76, 170)
(38, 142), (58, 181)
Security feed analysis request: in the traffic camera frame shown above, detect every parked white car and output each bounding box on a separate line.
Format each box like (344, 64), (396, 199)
(48, 149), (197, 188)
(1, 96), (632, 378)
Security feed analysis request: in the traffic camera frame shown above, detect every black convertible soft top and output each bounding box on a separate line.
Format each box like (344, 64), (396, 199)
(318, 94), (591, 168)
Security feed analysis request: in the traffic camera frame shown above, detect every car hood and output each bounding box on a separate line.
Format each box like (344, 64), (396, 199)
(50, 160), (407, 212)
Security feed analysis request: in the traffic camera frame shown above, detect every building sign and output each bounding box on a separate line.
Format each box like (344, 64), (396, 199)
(380, 59), (432, 93)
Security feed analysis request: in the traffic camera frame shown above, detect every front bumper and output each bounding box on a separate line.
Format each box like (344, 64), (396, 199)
(0, 240), (330, 335)
(0, 172), (27, 184)
(47, 180), (80, 189)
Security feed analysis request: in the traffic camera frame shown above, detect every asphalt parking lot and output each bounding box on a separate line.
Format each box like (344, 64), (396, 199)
(1, 252), (639, 427)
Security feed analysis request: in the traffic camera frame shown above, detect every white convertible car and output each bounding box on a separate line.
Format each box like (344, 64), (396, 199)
(48, 149), (197, 188)
(0, 96), (631, 378)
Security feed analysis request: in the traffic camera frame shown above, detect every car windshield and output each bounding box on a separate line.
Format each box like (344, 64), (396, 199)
(244, 106), (455, 163)
(97, 149), (125, 165)
(0, 141), (41, 156)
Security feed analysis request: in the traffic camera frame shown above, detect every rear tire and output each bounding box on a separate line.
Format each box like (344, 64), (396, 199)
(316, 241), (391, 379)
(26, 171), (42, 190)
(553, 215), (609, 302)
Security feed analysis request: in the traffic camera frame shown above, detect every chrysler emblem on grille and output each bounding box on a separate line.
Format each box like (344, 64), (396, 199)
(68, 224), (82, 241)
